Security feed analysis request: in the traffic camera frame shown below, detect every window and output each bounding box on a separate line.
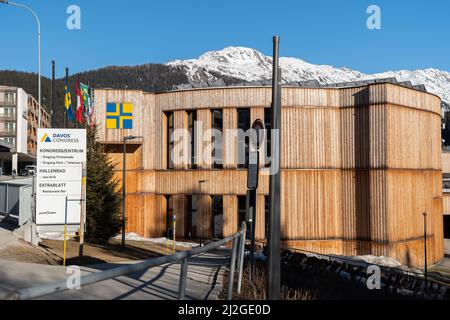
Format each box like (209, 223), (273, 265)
(4, 122), (15, 133)
(237, 195), (247, 230)
(165, 112), (174, 169)
(264, 108), (272, 167)
(1, 137), (15, 145)
(212, 196), (223, 238)
(187, 195), (198, 238)
(4, 92), (15, 104)
(237, 108), (251, 168)
(165, 195), (174, 238)
(188, 110), (197, 169)
(212, 109), (223, 168)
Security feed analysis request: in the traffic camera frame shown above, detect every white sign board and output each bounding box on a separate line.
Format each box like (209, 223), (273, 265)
(36, 129), (86, 225)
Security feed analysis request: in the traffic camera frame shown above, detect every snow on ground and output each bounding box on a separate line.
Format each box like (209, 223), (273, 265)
(351, 255), (403, 268)
(114, 233), (201, 248)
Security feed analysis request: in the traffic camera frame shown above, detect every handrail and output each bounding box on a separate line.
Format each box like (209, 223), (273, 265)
(5, 222), (247, 300)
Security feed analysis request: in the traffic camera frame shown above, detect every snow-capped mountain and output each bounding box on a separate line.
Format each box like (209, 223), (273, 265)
(168, 47), (450, 108)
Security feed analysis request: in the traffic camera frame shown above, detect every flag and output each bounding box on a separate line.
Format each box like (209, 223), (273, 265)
(106, 103), (133, 129)
(76, 81), (84, 124)
(64, 79), (74, 122)
(88, 84), (96, 127)
(80, 83), (90, 119)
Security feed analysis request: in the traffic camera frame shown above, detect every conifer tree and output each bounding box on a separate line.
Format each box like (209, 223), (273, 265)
(85, 125), (121, 243)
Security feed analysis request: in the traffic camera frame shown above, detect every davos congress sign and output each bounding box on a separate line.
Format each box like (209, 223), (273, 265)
(36, 129), (86, 226)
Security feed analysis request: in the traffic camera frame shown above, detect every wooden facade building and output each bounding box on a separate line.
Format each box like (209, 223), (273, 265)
(94, 81), (444, 267)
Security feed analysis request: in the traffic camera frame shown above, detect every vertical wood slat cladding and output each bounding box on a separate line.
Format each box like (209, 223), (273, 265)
(197, 195), (212, 238)
(443, 194), (450, 215)
(125, 195), (166, 238)
(223, 109), (237, 168)
(173, 195), (188, 238)
(94, 83), (443, 267)
(196, 109), (213, 169)
(223, 195), (238, 237)
(442, 152), (450, 173)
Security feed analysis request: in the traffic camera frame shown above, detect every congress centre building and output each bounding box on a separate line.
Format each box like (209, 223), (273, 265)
(93, 78), (444, 267)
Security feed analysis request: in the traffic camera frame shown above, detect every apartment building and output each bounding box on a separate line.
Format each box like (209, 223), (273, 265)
(0, 85), (50, 173)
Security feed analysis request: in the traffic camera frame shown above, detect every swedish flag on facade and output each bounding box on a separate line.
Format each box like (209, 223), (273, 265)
(106, 103), (133, 129)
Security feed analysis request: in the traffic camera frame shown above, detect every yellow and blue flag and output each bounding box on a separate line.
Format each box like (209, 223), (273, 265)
(65, 79), (75, 122)
(106, 103), (133, 129)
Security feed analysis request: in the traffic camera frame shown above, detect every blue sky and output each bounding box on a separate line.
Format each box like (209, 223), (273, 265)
(0, 0), (449, 78)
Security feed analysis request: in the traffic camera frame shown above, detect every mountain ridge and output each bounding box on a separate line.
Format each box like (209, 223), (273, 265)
(168, 46), (450, 108)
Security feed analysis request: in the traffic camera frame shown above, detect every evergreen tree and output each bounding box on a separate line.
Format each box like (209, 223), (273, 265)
(85, 125), (121, 243)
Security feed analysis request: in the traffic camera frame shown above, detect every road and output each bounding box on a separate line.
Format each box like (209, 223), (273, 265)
(0, 251), (228, 300)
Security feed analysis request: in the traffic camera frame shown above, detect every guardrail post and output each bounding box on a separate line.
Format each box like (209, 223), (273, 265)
(237, 222), (247, 295)
(178, 258), (189, 300)
(227, 237), (239, 300)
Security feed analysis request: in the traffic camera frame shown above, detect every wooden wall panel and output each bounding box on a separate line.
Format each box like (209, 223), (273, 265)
(387, 106), (441, 169)
(223, 195), (238, 237)
(197, 195), (212, 238)
(173, 195), (188, 238)
(196, 109), (213, 169)
(443, 152), (450, 173)
(281, 107), (341, 169)
(443, 193), (450, 215)
(256, 195), (266, 241)
(223, 108), (237, 168)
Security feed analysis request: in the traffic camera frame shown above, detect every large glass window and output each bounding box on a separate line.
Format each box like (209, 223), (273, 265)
(165, 195), (174, 238)
(187, 195), (198, 238)
(237, 108), (251, 168)
(212, 195), (223, 238)
(212, 109), (223, 168)
(237, 195), (247, 229)
(165, 112), (174, 169)
(188, 110), (197, 169)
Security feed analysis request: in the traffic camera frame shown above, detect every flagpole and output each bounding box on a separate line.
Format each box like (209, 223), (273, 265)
(77, 75), (80, 129)
(65, 68), (69, 129)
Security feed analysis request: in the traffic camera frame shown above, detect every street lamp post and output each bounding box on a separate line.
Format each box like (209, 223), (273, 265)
(0, 1), (41, 128)
(122, 135), (143, 249)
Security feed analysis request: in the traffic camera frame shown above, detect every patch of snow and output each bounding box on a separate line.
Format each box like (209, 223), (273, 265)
(352, 255), (403, 268)
(114, 233), (200, 248)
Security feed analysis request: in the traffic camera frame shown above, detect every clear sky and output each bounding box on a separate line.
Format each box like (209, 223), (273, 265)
(0, 0), (449, 78)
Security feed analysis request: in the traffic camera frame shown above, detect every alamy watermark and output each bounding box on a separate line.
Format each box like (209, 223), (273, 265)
(367, 5), (382, 30)
(366, 265), (381, 290)
(66, 5), (81, 30)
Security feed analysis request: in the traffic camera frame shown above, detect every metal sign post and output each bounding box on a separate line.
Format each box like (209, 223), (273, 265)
(247, 119), (265, 281)
(63, 197), (86, 266)
(267, 36), (282, 300)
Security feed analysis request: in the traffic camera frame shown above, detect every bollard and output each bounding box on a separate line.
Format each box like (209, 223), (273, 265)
(226, 237), (239, 300)
(178, 258), (189, 300)
(237, 222), (247, 295)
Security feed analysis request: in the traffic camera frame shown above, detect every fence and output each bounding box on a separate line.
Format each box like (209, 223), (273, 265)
(5, 222), (247, 300)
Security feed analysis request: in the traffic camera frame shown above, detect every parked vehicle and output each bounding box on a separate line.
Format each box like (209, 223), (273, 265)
(20, 165), (37, 176)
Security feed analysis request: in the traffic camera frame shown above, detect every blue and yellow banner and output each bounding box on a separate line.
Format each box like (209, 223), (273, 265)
(106, 103), (133, 129)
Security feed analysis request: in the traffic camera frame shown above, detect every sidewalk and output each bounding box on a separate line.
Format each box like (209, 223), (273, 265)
(0, 250), (228, 300)
(0, 216), (20, 251)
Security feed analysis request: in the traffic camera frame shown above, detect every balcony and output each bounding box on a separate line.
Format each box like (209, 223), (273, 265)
(0, 129), (16, 137)
(0, 100), (16, 107)
(0, 114), (16, 122)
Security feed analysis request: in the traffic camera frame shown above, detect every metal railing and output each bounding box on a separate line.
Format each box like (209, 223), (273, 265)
(5, 222), (247, 300)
